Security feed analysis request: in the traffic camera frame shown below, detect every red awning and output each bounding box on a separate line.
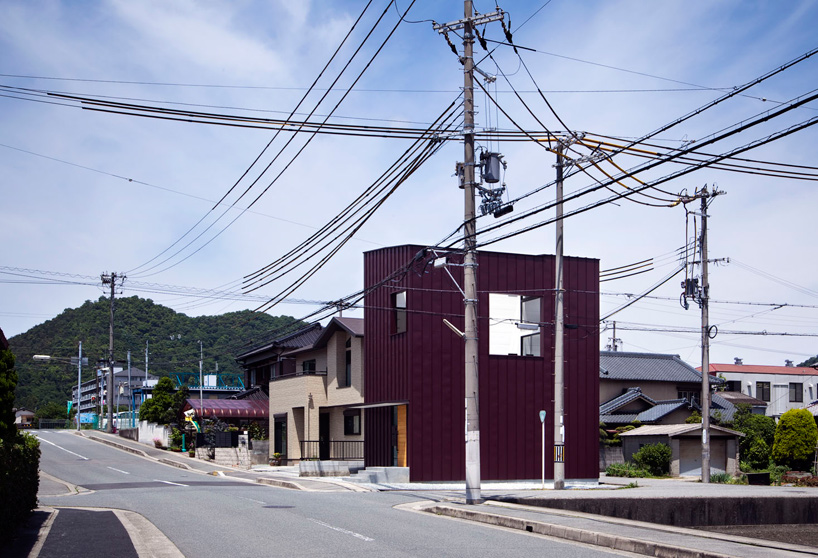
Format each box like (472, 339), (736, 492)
(185, 399), (268, 419)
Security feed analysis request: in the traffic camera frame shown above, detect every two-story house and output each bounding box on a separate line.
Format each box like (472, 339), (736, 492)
(362, 245), (600, 482)
(705, 359), (818, 419)
(237, 317), (364, 464)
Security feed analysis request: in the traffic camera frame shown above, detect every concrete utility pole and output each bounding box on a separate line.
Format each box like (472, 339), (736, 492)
(699, 187), (712, 483)
(101, 272), (124, 433)
(553, 144), (566, 490)
(435, 1), (504, 505)
(680, 185), (723, 484)
(199, 340), (204, 418)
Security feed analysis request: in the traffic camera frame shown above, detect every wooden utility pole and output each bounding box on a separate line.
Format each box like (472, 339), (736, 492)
(101, 272), (124, 433)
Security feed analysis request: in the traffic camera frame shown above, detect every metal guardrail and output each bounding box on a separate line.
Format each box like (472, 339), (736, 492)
(38, 419), (72, 429)
(299, 440), (364, 461)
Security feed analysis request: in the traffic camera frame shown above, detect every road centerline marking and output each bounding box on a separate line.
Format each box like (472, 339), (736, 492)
(107, 466), (130, 475)
(35, 435), (89, 460)
(308, 518), (374, 542)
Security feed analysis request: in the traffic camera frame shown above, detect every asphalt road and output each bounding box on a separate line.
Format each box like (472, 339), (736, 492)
(34, 430), (634, 558)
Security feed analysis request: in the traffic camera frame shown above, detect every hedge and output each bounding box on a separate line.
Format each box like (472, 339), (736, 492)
(0, 433), (41, 543)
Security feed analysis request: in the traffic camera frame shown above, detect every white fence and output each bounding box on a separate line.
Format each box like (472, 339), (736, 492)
(137, 420), (170, 447)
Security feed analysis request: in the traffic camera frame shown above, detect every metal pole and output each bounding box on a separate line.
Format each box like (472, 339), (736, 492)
(127, 350), (132, 428)
(540, 410), (546, 489)
(462, 0), (481, 505)
(553, 144), (566, 490)
(77, 341), (82, 431)
(700, 187), (711, 483)
(199, 340), (203, 421)
(105, 272), (116, 433)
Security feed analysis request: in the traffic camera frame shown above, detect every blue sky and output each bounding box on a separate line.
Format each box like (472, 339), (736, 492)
(2, 0), (817, 368)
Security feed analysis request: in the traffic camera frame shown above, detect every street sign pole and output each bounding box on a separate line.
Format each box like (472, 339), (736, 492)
(540, 410), (546, 489)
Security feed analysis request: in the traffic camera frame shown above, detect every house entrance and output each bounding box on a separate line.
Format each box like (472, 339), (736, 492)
(273, 415), (287, 456)
(319, 413), (330, 460)
(391, 405), (407, 467)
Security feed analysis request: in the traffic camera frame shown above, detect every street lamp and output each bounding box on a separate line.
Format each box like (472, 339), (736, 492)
(32, 342), (87, 431)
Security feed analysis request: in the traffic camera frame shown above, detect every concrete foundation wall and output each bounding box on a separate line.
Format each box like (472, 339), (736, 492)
(498, 496), (818, 527)
(137, 421), (169, 447)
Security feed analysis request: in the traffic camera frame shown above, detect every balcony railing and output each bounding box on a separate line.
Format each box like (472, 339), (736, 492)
(299, 440), (364, 461)
(272, 370), (327, 381)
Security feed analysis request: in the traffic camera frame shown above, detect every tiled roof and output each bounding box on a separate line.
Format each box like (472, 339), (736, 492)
(600, 391), (691, 425)
(715, 391), (767, 407)
(313, 316), (364, 348)
(618, 424), (744, 438)
(600, 351), (721, 384)
(707, 363), (818, 376)
(185, 399), (268, 419)
(237, 323), (323, 360)
(599, 387), (655, 415)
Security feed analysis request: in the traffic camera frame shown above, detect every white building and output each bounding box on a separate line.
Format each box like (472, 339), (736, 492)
(705, 359), (818, 419)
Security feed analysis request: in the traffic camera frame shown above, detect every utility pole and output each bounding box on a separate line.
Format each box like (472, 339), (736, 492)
(435, 1), (504, 505)
(199, 340), (204, 420)
(101, 272), (124, 433)
(680, 185), (723, 484)
(553, 143), (566, 490)
(699, 187), (712, 483)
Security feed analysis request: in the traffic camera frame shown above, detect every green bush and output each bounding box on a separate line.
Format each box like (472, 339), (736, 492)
(710, 472), (733, 484)
(0, 433), (41, 543)
(169, 428), (183, 449)
(632, 443), (672, 476)
(605, 462), (650, 478)
(772, 408), (818, 471)
(732, 404), (776, 471)
(248, 421), (268, 440)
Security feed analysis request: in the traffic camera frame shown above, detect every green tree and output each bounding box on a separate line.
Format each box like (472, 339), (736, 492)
(686, 410), (702, 424)
(138, 377), (189, 425)
(34, 401), (68, 423)
(731, 403), (776, 470)
(0, 347), (17, 441)
(632, 443), (672, 476)
(771, 408), (818, 471)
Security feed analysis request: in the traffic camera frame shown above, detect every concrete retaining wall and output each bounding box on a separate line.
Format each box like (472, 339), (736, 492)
(299, 460), (364, 477)
(496, 496), (818, 526)
(118, 428), (139, 442)
(599, 444), (623, 472)
(195, 446), (252, 469)
(138, 421), (169, 448)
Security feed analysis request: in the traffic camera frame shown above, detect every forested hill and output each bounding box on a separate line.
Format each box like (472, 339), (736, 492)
(8, 296), (302, 410)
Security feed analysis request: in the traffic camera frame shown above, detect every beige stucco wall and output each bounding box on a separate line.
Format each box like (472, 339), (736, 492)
(268, 329), (364, 461)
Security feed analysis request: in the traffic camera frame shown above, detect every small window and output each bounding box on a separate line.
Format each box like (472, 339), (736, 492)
(302, 360), (316, 374)
(344, 410), (361, 435)
(757, 381), (771, 402)
(343, 338), (352, 388)
(392, 291), (407, 334)
(678, 390), (699, 405)
(790, 382), (803, 403)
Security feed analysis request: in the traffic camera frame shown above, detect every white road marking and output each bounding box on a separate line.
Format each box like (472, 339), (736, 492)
(308, 518), (374, 542)
(35, 435), (89, 460)
(155, 480), (188, 487)
(237, 496), (267, 505)
(107, 466), (130, 475)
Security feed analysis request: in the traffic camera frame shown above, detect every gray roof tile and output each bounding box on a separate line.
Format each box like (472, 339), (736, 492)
(600, 351), (722, 384)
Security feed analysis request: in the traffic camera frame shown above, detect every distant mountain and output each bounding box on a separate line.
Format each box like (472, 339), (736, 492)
(8, 296), (302, 410)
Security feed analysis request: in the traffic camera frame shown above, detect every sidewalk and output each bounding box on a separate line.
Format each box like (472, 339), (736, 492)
(77, 430), (365, 492)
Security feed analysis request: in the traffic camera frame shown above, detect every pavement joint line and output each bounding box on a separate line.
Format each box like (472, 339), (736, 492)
(26, 507), (57, 558)
(482, 500), (818, 557)
(422, 503), (738, 558)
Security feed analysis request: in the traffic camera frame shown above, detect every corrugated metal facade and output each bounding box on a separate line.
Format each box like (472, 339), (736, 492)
(364, 245), (599, 481)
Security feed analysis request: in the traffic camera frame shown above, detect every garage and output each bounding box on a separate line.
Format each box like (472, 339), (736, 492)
(620, 424), (743, 477)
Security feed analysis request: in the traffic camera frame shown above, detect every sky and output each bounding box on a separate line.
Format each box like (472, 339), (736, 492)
(1, 0), (817, 370)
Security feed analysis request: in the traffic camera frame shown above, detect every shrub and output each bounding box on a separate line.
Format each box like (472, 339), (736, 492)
(732, 404), (776, 470)
(632, 443), (672, 476)
(605, 462), (650, 478)
(710, 472), (733, 484)
(686, 411), (702, 424)
(248, 422), (268, 440)
(772, 408), (818, 471)
(0, 433), (41, 543)
(169, 428), (183, 449)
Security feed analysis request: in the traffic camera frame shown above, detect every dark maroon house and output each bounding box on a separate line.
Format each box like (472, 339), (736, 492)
(363, 245), (599, 482)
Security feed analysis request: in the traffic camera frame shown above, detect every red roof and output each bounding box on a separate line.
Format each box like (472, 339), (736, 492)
(707, 363), (818, 376)
(184, 399), (268, 419)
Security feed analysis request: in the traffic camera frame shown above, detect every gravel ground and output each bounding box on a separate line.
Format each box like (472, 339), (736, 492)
(698, 524), (818, 548)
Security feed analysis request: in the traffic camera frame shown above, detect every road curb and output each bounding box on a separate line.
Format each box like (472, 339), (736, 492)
(157, 458), (191, 470)
(86, 435), (150, 458)
(257, 477), (304, 490)
(425, 504), (734, 558)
